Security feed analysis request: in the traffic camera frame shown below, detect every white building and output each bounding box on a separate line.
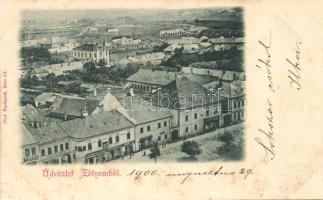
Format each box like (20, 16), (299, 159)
(72, 44), (110, 65)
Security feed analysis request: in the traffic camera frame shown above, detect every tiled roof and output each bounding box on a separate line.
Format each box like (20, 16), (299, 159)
(73, 44), (98, 52)
(220, 81), (245, 98)
(128, 110), (172, 125)
(127, 69), (175, 86)
(116, 95), (172, 124)
(58, 110), (134, 139)
(21, 104), (45, 123)
(184, 74), (218, 86)
(50, 96), (98, 117)
(29, 122), (69, 144)
(152, 76), (226, 109)
(35, 92), (56, 102)
(22, 124), (38, 146)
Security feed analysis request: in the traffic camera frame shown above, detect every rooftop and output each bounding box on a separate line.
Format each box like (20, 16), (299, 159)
(28, 122), (69, 144)
(73, 44), (104, 52)
(21, 104), (45, 123)
(58, 110), (134, 139)
(127, 69), (175, 86)
(50, 96), (98, 117)
(184, 74), (218, 86)
(128, 110), (172, 125)
(35, 92), (56, 102)
(22, 124), (38, 146)
(152, 76), (226, 109)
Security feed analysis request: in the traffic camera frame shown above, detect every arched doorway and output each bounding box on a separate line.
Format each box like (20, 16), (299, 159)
(61, 154), (72, 164)
(171, 129), (179, 141)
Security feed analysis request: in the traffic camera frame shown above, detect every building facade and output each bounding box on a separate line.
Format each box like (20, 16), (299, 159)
(72, 44), (110, 64)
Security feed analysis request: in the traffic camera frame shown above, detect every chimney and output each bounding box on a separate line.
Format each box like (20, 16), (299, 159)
(93, 88), (97, 97)
(175, 72), (183, 79)
(82, 103), (89, 117)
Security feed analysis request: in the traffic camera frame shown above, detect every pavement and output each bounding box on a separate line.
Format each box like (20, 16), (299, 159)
(111, 123), (244, 163)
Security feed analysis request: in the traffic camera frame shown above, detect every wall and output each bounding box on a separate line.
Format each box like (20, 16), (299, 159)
(134, 117), (171, 149)
(70, 127), (135, 163)
(178, 104), (221, 137)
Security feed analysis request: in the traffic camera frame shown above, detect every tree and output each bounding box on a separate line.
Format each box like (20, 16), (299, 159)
(216, 131), (243, 160)
(83, 62), (96, 72)
(217, 132), (234, 145)
(44, 73), (58, 91)
(181, 141), (202, 159)
(64, 82), (84, 94)
(149, 142), (160, 162)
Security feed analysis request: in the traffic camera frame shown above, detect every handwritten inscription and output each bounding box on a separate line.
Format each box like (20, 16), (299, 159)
(165, 166), (253, 184)
(41, 167), (254, 184)
(255, 98), (275, 164)
(286, 40), (302, 90)
(127, 169), (159, 180)
(126, 167), (253, 184)
(255, 32), (275, 164)
(256, 32), (275, 93)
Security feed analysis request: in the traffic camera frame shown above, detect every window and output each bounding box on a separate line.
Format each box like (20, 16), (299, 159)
(140, 127), (144, 134)
(65, 143), (69, 150)
(88, 143), (92, 150)
(185, 115), (188, 121)
(41, 149), (45, 156)
(98, 140), (102, 147)
(83, 146), (86, 151)
(158, 136), (161, 141)
(185, 127), (189, 133)
(78, 146), (82, 152)
(116, 135), (119, 143)
(103, 142), (108, 148)
(48, 147), (52, 155)
(206, 110), (209, 117)
(242, 100), (245, 107)
(164, 121), (167, 127)
(165, 135), (168, 139)
(234, 102), (237, 109)
(75, 146), (77, 151)
(109, 137), (113, 144)
(31, 147), (36, 155)
(60, 144), (64, 151)
(25, 149), (30, 157)
(195, 125), (197, 130)
(241, 111), (244, 118)
(194, 113), (197, 119)
(127, 133), (131, 140)
(54, 145), (58, 153)
(158, 123), (161, 128)
(147, 126), (150, 132)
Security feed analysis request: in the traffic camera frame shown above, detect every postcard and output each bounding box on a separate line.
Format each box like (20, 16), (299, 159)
(0, 0), (322, 199)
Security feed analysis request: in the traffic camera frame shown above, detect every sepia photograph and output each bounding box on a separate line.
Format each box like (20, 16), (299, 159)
(20, 8), (245, 165)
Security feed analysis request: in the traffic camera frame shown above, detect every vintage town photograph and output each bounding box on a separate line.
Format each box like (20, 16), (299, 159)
(20, 8), (245, 165)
